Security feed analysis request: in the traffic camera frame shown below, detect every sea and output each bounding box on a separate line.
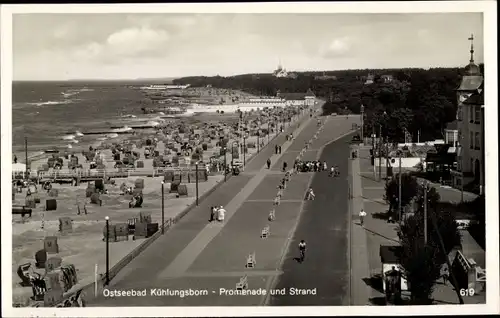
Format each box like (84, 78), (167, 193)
(11, 81), (155, 161)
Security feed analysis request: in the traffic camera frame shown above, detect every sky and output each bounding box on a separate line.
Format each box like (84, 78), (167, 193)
(11, 12), (484, 81)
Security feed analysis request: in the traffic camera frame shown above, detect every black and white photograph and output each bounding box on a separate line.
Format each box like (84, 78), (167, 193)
(1, 2), (498, 317)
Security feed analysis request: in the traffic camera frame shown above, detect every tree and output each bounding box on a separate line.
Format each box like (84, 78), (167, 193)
(415, 184), (461, 259)
(398, 214), (442, 304)
(384, 173), (419, 219)
(397, 183), (462, 303)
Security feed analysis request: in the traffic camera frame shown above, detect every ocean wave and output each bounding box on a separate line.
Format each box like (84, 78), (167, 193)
(27, 100), (73, 107)
(75, 131), (84, 137)
(62, 134), (76, 140)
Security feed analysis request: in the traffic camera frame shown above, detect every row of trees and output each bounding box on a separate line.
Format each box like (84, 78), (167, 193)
(173, 65), (483, 142)
(385, 173), (462, 304)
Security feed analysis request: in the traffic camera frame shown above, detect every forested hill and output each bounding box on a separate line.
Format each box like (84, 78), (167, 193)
(173, 65), (484, 142)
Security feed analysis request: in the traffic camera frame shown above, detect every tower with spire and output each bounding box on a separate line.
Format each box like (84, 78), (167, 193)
(451, 33), (485, 192)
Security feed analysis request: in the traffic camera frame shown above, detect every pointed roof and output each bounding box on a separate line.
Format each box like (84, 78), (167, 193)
(305, 88), (315, 97)
(458, 33), (483, 91)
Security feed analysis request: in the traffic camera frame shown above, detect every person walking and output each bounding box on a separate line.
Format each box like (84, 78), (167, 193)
(441, 263), (449, 285)
(278, 146), (282, 154)
(217, 205), (226, 222)
(266, 158), (271, 169)
(209, 206), (215, 222)
(298, 240), (307, 263)
(275, 144), (278, 154)
(282, 161), (288, 172)
(359, 209), (367, 226)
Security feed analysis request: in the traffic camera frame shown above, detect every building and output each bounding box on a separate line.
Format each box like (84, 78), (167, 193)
(277, 89), (316, 107)
(272, 62), (298, 79)
(381, 75), (394, 83)
(444, 120), (459, 147)
(450, 34), (485, 194)
(314, 72), (337, 81)
(364, 74), (375, 85)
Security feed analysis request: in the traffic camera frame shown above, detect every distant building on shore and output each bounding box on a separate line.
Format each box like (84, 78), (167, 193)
(272, 62), (298, 79)
(450, 34), (485, 194)
(364, 74), (375, 85)
(314, 72), (337, 81)
(277, 89), (316, 106)
(141, 84), (191, 90)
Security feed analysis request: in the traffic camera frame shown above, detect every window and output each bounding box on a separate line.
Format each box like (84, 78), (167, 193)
(470, 131), (474, 149)
(469, 105), (474, 122)
(446, 131), (454, 145)
(475, 132), (480, 150)
(475, 106), (481, 124)
(457, 106), (463, 121)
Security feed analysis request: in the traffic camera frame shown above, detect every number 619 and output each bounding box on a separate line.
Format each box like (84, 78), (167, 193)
(460, 288), (475, 297)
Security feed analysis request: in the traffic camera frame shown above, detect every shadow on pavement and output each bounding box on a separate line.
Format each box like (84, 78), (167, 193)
(369, 297), (387, 306)
(371, 210), (391, 220)
(361, 196), (386, 205)
(362, 274), (384, 294)
(364, 227), (400, 244)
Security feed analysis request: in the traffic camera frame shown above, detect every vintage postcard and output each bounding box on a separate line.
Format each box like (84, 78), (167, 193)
(1, 1), (498, 317)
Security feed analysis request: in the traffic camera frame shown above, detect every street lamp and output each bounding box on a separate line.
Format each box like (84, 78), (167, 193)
(257, 130), (260, 153)
(360, 105), (365, 144)
(105, 216), (110, 285)
(222, 147), (227, 182)
(195, 161), (199, 206)
(161, 181), (165, 234)
(231, 141), (238, 167)
(243, 133), (248, 168)
(267, 121), (270, 144)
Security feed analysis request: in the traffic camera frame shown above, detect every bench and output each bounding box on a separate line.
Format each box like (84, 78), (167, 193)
(245, 252), (256, 268)
(261, 225), (270, 238)
(236, 275), (248, 290)
(274, 196), (280, 206)
(12, 206), (32, 218)
(268, 209), (275, 221)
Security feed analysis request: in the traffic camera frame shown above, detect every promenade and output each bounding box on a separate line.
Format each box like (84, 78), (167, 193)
(267, 122), (356, 306)
(88, 108), (360, 306)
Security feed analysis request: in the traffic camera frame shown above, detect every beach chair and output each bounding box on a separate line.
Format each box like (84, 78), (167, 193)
(245, 252), (256, 268)
(261, 225), (270, 239)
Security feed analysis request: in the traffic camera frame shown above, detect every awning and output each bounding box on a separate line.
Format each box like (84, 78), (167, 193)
(447, 147), (457, 154)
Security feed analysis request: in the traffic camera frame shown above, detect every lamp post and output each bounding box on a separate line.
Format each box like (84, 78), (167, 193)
(360, 105), (365, 144)
(398, 151), (402, 224)
(243, 134), (248, 168)
(231, 141), (238, 167)
(161, 181), (165, 234)
(267, 121), (270, 144)
(25, 137), (29, 177)
(423, 181), (428, 244)
(378, 124), (382, 181)
(223, 147), (227, 182)
(257, 131), (260, 153)
(195, 162), (199, 206)
(105, 216), (110, 285)
(458, 138), (464, 203)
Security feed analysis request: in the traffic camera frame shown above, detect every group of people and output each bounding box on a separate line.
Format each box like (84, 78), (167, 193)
(209, 205), (226, 223)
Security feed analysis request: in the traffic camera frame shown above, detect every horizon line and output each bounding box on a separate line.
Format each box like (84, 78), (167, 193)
(12, 64), (481, 82)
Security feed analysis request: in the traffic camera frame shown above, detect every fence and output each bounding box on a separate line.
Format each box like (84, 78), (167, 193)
(33, 165), (209, 181)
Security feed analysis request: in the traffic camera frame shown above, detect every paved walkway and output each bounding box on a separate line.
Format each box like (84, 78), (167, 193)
(267, 116), (360, 306)
(88, 104), (326, 306)
(352, 146), (486, 305)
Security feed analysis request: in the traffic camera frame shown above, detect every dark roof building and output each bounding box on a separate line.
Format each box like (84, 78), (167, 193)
(277, 88), (315, 100)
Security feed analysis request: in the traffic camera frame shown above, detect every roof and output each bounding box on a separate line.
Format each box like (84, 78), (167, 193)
(445, 120), (458, 130)
(425, 152), (456, 164)
(280, 93), (307, 100)
(458, 75), (484, 91)
(279, 89), (315, 100)
(463, 90), (484, 105)
(379, 245), (402, 264)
